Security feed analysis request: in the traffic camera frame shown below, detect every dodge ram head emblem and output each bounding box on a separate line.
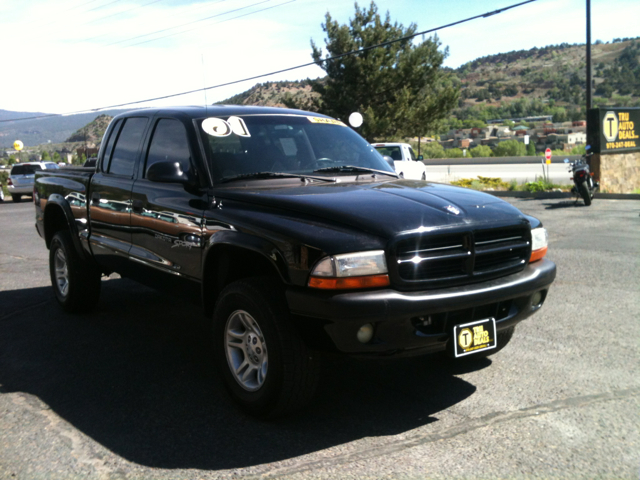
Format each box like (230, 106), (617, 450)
(444, 205), (461, 215)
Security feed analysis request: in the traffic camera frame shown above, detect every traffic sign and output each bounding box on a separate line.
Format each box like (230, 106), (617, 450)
(545, 148), (552, 165)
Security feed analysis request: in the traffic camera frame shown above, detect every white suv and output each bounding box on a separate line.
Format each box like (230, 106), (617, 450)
(8, 162), (59, 202)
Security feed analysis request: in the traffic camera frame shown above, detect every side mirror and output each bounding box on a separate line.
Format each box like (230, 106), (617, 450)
(147, 161), (195, 187)
(417, 155), (424, 161)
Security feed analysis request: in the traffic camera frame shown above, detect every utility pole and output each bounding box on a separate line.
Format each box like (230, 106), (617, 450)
(586, 0), (592, 111)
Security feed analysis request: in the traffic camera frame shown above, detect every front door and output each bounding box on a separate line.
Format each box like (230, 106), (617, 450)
(129, 118), (206, 281)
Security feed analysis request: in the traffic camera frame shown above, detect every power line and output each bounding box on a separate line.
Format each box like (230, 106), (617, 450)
(125, 0), (295, 48)
(107, 0), (273, 48)
(1, 0), (538, 123)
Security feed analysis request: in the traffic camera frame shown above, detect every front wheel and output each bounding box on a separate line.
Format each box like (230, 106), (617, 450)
(578, 181), (592, 206)
(212, 277), (319, 418)
(49, 231), (101, 312)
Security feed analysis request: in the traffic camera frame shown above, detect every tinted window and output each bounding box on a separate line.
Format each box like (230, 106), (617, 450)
(145, 119), (191, 177)
(11, 164), (42, 175)
(101, 119), (122, 172)
(108, 117), (148, 177)
(408, 148), (417, 160)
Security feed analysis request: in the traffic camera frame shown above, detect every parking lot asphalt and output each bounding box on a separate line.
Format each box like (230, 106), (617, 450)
(0, 198), (639, 479)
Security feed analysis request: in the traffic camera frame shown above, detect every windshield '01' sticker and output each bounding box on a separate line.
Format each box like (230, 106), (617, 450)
(307, 116), (346, 127)
(202, 116), (251, 137)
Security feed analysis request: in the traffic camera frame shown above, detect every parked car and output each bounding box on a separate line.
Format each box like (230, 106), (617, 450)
(373, 142), (427, 180)
(8, 162), (59, 202)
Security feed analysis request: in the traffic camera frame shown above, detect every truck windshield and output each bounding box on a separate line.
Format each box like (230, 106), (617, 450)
(197, 114), (394, 183)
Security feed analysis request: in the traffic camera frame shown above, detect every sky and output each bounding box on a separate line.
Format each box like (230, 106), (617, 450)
(0, 0), (638, 115)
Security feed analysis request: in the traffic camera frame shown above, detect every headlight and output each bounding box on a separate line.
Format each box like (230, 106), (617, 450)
(309, 250), (390, 289)
(530, 227), (548, 263)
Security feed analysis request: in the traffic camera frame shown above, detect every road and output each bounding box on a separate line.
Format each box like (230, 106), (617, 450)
(1, 197), (639, 479)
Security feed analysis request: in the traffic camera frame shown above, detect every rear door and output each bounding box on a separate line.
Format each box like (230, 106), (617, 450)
(89, 116), (150, 271)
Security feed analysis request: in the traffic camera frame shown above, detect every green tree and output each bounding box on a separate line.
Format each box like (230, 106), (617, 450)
(444, 148), (464, 158)
(469, 145), (493, 157)
(52, 152), (61, 162)
(494, 139), (526, 157)
(526, 142), (536, 156)
(294, 2), (459, 141)
(421, 142), (445, 159)
(41, 151), (51, 161)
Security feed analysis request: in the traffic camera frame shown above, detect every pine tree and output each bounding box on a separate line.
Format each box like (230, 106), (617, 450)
(288, 2), (459, 141)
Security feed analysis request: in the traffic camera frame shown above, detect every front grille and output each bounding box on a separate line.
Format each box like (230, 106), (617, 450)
(392, 225), (531, 289)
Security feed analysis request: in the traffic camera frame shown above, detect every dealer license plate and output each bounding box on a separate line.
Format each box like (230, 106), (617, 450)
(453, 318), (497, 358)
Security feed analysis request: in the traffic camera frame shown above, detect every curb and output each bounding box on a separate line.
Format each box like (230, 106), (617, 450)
(487, 191), (640, 200)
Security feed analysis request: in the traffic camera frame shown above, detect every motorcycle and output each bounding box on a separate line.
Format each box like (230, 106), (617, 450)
(564, 146), (598, 206)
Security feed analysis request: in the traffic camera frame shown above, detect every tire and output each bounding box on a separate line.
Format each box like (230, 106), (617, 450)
(212, 277), (319, 418)
(578, 181), (592, 206)
(398, 172), (404, 179)
(49, 231), (101, 313)
(0, 188), (4, 202)
(11, 194), (21, 203)
(421, 172), (426, 181)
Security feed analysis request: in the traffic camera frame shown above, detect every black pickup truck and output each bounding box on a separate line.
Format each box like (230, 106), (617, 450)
(35, 105), (556, 417)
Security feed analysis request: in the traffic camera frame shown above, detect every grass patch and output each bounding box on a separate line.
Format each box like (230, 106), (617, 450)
(451, 176), (571, 192)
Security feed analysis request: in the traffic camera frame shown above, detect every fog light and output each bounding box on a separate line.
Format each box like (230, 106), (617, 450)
(357, 323), (374, 343)
(531, 291), (543, 308)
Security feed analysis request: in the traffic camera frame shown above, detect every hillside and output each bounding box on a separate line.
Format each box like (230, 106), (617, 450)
(220, 37), (640, 129)
(65, 114), (113, 144)
(0, 109), (125, 148)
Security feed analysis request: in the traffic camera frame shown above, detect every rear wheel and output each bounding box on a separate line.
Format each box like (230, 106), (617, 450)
(421, 172), (426, 181)
(49, 231), (101, 313)
(212, 277), (319, 418)
(578, 181), (592, 206)
(11, 194), (21, 203)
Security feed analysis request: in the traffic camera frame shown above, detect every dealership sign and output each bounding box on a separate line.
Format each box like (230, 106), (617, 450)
(587, 107), (640, 154)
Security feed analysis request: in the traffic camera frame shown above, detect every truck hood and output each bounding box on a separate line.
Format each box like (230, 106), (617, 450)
(216, 179), (529, 238)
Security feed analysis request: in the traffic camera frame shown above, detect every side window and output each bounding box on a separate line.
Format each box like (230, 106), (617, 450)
(408, 148), (417, 160)
(108, 117), (148, 177)
(100, 119), (122, 172)
(145, 119), (191, 177)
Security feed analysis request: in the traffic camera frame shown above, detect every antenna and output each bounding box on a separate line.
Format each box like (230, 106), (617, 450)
(201, 53), (209, 116)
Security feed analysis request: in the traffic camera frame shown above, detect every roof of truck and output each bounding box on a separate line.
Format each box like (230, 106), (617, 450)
(112, 105), (333, 120)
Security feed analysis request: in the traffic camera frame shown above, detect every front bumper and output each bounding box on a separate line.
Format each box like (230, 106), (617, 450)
(287, 258), (556, 356)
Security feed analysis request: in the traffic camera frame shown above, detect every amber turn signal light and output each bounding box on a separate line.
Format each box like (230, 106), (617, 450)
(309, 274), (390, 290)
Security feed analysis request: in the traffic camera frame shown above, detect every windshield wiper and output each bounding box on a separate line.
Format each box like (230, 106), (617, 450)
(220, 171), (336, 184)
(312, 165), (398, 177)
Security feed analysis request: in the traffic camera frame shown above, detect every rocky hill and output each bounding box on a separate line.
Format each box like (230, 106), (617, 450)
(65, 114), (113, 145)
(220, 37), (640, 128)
